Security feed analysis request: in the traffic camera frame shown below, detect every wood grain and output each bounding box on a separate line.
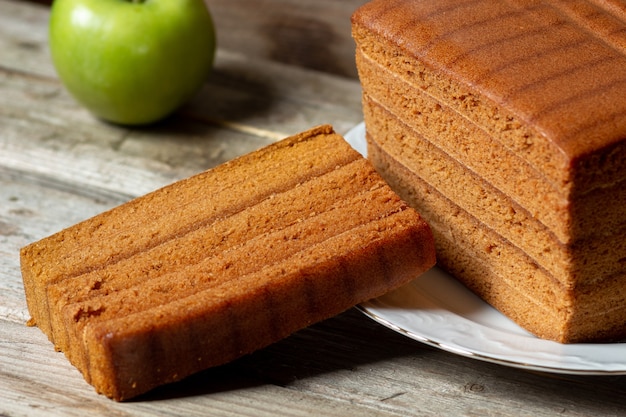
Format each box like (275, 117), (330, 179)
(14, 0), (368, 78)
(2, 0), (626, 416)
(207, 0), (369, 79)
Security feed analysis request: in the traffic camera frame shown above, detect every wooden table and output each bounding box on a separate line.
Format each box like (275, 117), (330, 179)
(2, 0), (626, 415)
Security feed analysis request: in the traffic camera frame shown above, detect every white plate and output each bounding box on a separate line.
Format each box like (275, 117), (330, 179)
(344, 122), (626, 375)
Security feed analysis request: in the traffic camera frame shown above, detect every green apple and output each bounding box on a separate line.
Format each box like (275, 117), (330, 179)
(49, 0), (216, 125)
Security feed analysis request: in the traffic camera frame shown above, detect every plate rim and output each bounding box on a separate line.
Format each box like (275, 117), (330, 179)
(357, 294), (626, 376)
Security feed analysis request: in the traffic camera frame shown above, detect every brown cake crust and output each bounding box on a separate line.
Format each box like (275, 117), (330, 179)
(352, 0), (626, 342)
(352, 0), (626, 193)
(20, 125), (436, 400)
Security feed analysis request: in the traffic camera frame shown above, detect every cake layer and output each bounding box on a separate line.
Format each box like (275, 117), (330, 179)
(60, 183), (405, 374)
(356, 45), (626, 243)
(46, 157), (383, 354)
(351, 0), (626, 195)
(368, 135), (626, 342)
(363, 96), (626, 287)
(21, 125), (360, 339)
(21, 125), (436, 400)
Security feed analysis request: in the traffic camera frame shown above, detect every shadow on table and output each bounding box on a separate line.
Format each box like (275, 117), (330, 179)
(134, 307), (626, 416)
(132, 307), (428, 402)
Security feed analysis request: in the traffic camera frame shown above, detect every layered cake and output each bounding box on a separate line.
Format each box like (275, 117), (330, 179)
(352, 0), (626, 342)
(20, 125), (436, 400)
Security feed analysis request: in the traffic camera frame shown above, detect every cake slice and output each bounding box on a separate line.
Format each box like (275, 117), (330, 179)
(20, 125), (436, 400)
(352, 0), (626, 342)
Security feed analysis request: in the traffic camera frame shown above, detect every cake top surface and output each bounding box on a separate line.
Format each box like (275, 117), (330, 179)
(352, 0), (626, 162)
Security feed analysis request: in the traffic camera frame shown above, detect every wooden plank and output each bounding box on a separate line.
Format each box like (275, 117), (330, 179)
(0, 28), (363, 198)
(4, 0), (369, 79)
(0, 0), (54, 78)
(0, 169), (127, 326)
(0, 317), (402, 417)
(0, 53), (363, 204)
(207, 0), (368, 79)
(184, 49), (363, 137)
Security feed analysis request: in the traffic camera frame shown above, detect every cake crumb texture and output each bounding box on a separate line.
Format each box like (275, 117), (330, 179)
(352, 0), (626, 342)
(20, 124), (436, 400)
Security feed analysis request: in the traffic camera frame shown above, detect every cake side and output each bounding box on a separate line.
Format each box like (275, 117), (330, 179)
(355, 49), (572, 241)
(355, 48), (626, 238)
(362, 96), (626, 286)
(367, 135), (626, 343)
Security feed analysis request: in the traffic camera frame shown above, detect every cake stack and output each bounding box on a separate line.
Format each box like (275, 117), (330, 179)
(352, 0), (626, 343)
(20, 125), (436, 400)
